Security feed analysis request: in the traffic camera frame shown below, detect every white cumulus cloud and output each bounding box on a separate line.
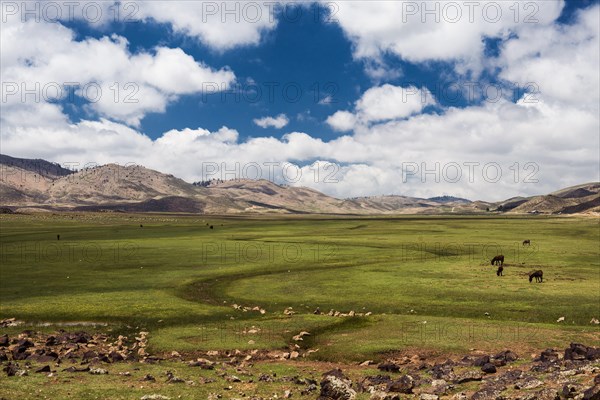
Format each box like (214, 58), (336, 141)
(0, 17), (236, 127)
(326, 85), (436, 131)
(321, 0), (565, 75)
(137, 1), (278, 50)
(253, 114), (290, 129)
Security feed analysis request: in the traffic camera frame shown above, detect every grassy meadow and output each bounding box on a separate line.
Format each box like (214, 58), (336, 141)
(0, 213), (599, 397)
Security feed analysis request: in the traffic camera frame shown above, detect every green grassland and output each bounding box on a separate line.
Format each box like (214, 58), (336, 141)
(0, 213), (599, 398)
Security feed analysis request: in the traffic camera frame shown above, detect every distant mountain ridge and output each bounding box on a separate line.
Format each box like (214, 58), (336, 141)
(428, 196), (471, 204)
(0, 155), (598, 215)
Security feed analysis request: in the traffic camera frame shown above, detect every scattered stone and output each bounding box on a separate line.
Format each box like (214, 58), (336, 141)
(142, 374), (156, 382)
(516, 377), (544, 390)
(301, 382), (318, 395)
(319, 369), (356, 400)
(45, 336), (57, 346)
(387, 375), (414, 394)
(109, 351), (125, 362)
(166, 371), (184, 383)
(35, 365), (51, 373)
(481, 363), (497, 374)
(470, 385), (505, 400)
(0, 334), (9, 347)
(430, 379), (448, 395)
(472, 356), (490, 367)
(369, 392), (399, 400)
(431, 364), (456, 381)
(0, 318), (23, 327)
(188, 358), (215, 369)
(283, 307), (295, 316)
(292, 331), (310, 341)
(359, 375), (392, 392)
(378, 362), (401, 373)
(565, 343), (589, 361)
(583, 385), (600, 400)
(539, 349), (560, 363)
(494, 350), (518, 363)
(89, 367), (108, 375)
(82, 350), (98, 360)
(454, 370), (482, 384)
(12, 345), (30, 360)
(420, 394), (439, 400)
(532, 388), (561, 400)
(561, 383), (582, 398)
(564, 343), (600, 361)
(3, 363), (19, 376)
(63, 366), (90, 373)
(140, 395), (171, 400)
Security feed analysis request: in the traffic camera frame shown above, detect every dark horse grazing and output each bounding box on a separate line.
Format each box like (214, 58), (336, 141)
(496, 265), (504, 276)
(523, 240), (531, 246)
(529, 270), (543, 283)
(491, 255), (504, 266)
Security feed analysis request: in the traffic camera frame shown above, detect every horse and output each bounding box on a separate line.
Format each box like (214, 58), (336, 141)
(491, 255), (504, 266)
(529, 270), (543, 283)
(523, 240), (530, 246)
(496, 265), (504, 276)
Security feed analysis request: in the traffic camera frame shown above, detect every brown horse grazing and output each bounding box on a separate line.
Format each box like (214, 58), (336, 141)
(496, 265), (504, 276)
(491, 255), (504, 266)
(529, 270), (543, 283)
(523, 240), (531, 246)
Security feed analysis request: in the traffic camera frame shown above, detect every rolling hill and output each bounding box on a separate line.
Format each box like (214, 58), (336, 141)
(0, 155), (598, 215)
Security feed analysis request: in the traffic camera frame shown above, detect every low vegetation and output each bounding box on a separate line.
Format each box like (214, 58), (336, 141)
(0, 213), (598, 398)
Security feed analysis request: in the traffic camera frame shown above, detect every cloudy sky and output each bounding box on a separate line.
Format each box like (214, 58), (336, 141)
(1, 0), (598, 200)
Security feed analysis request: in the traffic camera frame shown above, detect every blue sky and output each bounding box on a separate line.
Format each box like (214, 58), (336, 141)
(1, 1), (599, 200)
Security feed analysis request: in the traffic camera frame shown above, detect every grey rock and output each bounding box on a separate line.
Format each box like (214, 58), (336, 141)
(387, 375), (414, 394)
(454, 370), (483, 384)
